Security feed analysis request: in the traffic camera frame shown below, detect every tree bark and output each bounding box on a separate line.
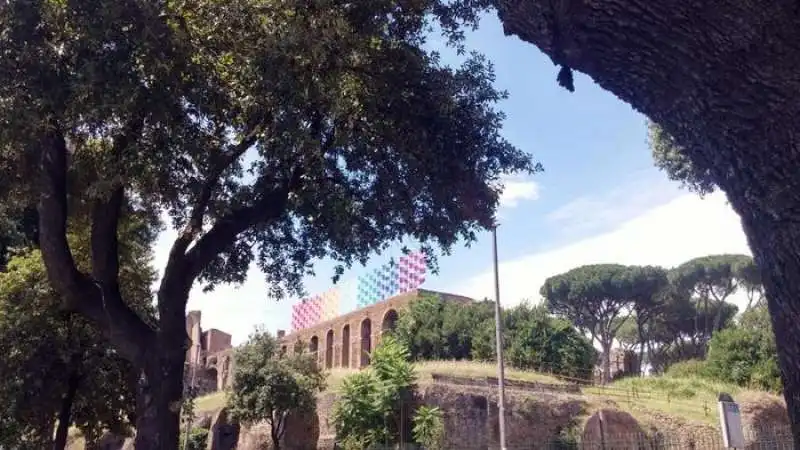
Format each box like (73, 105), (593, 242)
(600, 340), (612, 384)
(493, 0), (800, 442)
(53, 367), (81, 450)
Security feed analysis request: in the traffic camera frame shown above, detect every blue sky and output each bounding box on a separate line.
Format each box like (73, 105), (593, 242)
(152, 13), (752, 344)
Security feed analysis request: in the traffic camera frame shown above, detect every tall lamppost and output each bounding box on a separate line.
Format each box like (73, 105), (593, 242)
(492, 224), (507, 450)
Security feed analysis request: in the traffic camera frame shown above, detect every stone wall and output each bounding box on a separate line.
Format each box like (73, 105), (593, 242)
(279, 289), (473, 370)
(184, 311), (235, 393)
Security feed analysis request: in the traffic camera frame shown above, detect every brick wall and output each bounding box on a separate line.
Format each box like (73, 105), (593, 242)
(280, 289), (472, 369)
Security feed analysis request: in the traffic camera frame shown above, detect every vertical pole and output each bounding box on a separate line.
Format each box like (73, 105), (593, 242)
(182, 349), (198, 450)
(492, 225), (507, 450)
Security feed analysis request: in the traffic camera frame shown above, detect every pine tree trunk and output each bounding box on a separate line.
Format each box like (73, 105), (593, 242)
(494, 0), (800, 443)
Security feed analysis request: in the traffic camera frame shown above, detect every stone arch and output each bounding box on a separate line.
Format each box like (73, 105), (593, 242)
(360, 318), (372, 367)
(208, 356), (218, 367)
(325, 329), (334, 369)
(381, 309), (399, 334)
(207, 367), (219, 389)
(309, 335), (319, 355)
(341, 324), (351, 368)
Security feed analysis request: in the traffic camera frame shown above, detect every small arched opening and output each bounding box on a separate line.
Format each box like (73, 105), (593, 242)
(325, 329), (334, 369)
(381, 309), (399, 334)
(309, 336), (319, 355)
(207, 367), (219, 390)
(360, 318), (372, 367)
(341, 325), (351, 368)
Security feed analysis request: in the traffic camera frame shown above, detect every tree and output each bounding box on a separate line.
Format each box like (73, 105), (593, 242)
(227, 330), (325, 450)
(648, 122), (715, 196)
(0, 1), (536, 446)
(627, 265), (669, 373)
(0, 212), (155, 448)
(490, 1), (800, 441)
(505, 304), (595, 379)
(395, 294), (493, 361)
(669, 254), (752, 340)
(541, 264), (637, 382)
(645, 291), (738, 373)
(332, 335), (416, 450)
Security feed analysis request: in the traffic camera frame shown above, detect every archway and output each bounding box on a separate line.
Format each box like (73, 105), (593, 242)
(325, 329), (334, 369)
(207, 367), (219, 391)
(309, 335), (319, 355)
(360, 318), (372, 367)
(341, 325), (350, 368)
(381, 309), (399, 334)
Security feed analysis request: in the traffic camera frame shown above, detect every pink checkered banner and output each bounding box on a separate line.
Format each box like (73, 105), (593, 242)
(290, 250), (427, 331)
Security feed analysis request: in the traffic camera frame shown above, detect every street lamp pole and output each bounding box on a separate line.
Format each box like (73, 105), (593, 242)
(492, 224), (507, 450)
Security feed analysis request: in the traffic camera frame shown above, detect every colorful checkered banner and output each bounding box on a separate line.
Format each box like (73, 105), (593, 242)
(290, 250), (427, 331)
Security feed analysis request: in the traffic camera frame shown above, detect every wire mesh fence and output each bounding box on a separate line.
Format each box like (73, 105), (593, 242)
(355, 424), (795, 450)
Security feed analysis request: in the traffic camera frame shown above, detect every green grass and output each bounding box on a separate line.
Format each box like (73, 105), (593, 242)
(195, 360), (564, 412)
(195, 391), (227, 413)
(326, 359), (565, 392)
(584, 375), (744, 425)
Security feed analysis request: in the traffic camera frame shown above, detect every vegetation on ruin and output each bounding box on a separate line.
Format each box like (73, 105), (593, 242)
(226, 329), (326, 450)
(395, 294), (597, 379)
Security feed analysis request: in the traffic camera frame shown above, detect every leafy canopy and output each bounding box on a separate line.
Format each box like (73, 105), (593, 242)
(227, 329), (326, 442)
(0, 239), (155, 445)
(0, 0), (538, 298)
(649, 122), (716, 196)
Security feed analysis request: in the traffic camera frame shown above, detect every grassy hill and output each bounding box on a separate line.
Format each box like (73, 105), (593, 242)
(194, 360), (776, 428)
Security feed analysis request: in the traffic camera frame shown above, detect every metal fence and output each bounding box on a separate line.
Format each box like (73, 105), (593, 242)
(361, 425), (795, 449)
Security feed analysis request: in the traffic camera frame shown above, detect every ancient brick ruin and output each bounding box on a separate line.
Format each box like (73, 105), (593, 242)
(278, 289), (473, 369)
(185, 310), (235, 396)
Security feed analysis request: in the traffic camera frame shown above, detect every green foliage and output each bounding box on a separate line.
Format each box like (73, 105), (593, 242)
(0, 214), (155, 447)
(665, 360), (708, 379)
(395, 295), (492, 360)
(504, 305), (595, 379)
(411, 405), (444, 449)
(332, 336), (416, 450)
(704, 326), (781, 392)
(227, 329), (325, 449)
(395, 296), (593, 379)
(648, 122), (716, 196)
(541, 264), (667, 380)
(0, 0), (537, 298)
(180, 427), (208, 450)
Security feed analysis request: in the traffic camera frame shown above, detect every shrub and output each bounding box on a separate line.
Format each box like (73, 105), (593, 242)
(665, 359), (708, 378)
(412, 405), (444, 449)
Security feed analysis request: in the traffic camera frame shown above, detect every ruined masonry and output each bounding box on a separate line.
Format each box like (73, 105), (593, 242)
(278, 289), (473, 369)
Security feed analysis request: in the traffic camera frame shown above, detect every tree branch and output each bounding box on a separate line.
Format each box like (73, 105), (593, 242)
(166, 123), (268, 280)
(38, 120), (154, 365)
(183, 166), (304, 281)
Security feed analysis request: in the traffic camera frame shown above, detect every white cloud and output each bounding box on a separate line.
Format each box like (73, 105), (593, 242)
(452, 191), (752, 307)
(498, 176), (540, 209)
(545, 171), (681, 237)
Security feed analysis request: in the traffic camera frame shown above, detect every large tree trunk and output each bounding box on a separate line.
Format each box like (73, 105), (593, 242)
(493, 0), (800, 441)
(134, 352), (185, 449)
(134, 286), (191, 449)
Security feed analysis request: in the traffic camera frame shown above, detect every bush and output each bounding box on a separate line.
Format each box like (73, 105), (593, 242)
(665, 359), (708, 378)
(412, 405), (444, 449)
(704, 326), (781, 392)
(180, 427), (208, 450)
(332, 336), (416, 450)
